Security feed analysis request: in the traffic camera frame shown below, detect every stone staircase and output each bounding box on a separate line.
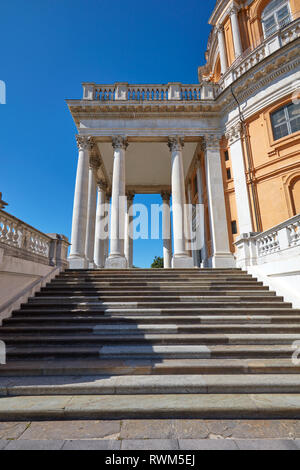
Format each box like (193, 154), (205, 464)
(1, 268), (300, 419)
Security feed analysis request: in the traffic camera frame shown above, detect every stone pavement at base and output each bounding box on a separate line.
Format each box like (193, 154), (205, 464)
(1, 420), (300, 449)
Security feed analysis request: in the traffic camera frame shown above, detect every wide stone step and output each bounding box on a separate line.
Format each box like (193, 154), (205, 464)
(3, 323), (300, 334)
(60, 269), (244, 275)
(23, 301), (289, 309)
(57, 275), (256, 282)
(2, 332), (300, 345)
(5, 314), (300, 326)
(38, 288), (273, 296)
(13, 307), (299, 317)
(4, 343), (299, 359)
(28, 295), (281, 304)
(0, 358), (299, 376)
(49, 280), (263, 287)
(2, 374), (300, 396)
(1, 393), (300, 419)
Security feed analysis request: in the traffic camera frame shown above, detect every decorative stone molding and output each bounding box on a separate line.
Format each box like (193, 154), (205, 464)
(216, 24), (224, 33)
(168, 136), (184, 152)
(126, 191), (135, 202)
(225, 123), (243, 144)
(229, 5), (239, 16)
(202, 134), (222, 150)
(89, 155), (100, 170)
(76, 135), (94, 151)
(161, 191), (171, 202)
(0, 193), (8, 210)
(112, 136), (128, 150)
(97, 179), (107, 192)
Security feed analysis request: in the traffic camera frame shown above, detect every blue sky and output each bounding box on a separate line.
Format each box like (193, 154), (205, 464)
(1, 0), (214, 268)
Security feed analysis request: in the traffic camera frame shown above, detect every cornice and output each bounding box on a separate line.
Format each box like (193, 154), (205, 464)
(216, 40), (300, 113)
(67, 38), (299, 139)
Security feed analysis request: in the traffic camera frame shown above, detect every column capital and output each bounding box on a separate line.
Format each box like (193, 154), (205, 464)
(76, 135), (95, 151)
(89, 155), (100, 170)
(229, 5), (239, 16)
(225, 123), (243, 144)
(202, 134), (222, 150)
(97, 179), (107, 191)
(112, 136), (128, 150)
(161, 191), (171, 202)
(168, 136), (184, 152)
(216, 24), (224, 34)
(126, 191), (135, 201)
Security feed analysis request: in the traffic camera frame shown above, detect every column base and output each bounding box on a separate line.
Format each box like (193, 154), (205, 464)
(105, 255), (128, 269)
(208, 252), (236, 268)
(172, 255), (194, 268)
(68, 256), (89, 269)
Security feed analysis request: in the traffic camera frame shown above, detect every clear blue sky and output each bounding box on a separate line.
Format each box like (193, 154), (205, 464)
(1, 0), (214, 268)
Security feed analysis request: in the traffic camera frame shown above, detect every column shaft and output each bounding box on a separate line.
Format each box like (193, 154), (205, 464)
(217, 25), (228, 74)
(125, 193), (134, 268)
(204, 135), (234, 268)
(94, 182), (106, 268)
(226, 126), (253, 233)
(68, 136), (93, 269)
(161, 192), (172, 269)
(196, 162), (208, 267)
(187, 183), (198, 268)
(230, 6), (243, 58)
(105, 136), (128, 269)
(85, 158), (98, 267)
(168, 137), (194, 268)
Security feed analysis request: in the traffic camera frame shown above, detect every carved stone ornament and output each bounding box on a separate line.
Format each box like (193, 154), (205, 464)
(126, 191), (135, 202)
(202, 134), (222, 150)
(225, 123), (243, 144)
(168, 136), (184, 152)
(97, 179), (107, 191)
(76, 135), (95, 151)
(89, 156), (100, 170)
(161, 191), (171, 201)
(112, 136), (128, 150)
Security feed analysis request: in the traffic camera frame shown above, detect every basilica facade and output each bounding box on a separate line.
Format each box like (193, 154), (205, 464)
(67, 0), (300, 304)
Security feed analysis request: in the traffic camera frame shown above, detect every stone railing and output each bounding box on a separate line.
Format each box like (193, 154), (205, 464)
(218, 14), (300, 92)
(82, 82), (217, 102)
(235, 214), (300, 267)
(0, 209), (69, 267)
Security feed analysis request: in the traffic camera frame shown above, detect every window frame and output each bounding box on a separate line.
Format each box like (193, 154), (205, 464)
(270, 102), (300, 141)
(261, 0), (292, 38)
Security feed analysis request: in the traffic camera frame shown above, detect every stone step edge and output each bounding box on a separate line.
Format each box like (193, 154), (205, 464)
(1, 393), (300, 419)
(0, 358), (299, 376)
(2, 374), (300, 397)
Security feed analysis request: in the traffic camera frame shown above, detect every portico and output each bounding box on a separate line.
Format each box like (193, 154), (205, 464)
(67, 82), (236, 269)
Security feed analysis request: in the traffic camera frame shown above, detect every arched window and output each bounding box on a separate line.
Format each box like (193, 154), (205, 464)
(290, 177), (300, 215)
(262, 0), (291, 38)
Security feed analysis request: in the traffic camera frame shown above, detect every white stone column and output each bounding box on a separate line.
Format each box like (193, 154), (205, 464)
(187, 183), (198, 268)
(217, 25), (228, 74)
(68, 136), (94, 269)
(94, 180), (107, 268)
(230, 5), (243, 58)
(226, 125), (253, 234)
(161, 191), (172, 269)
(168, 137), (194, 268)
(105, 136), (128, 269)
(104, 193), (111, 265)
(125, 192), (134, 268)
(196, 161), (208, 267)
(85, 156), (99, 268)
(203, 135), (235, 268)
